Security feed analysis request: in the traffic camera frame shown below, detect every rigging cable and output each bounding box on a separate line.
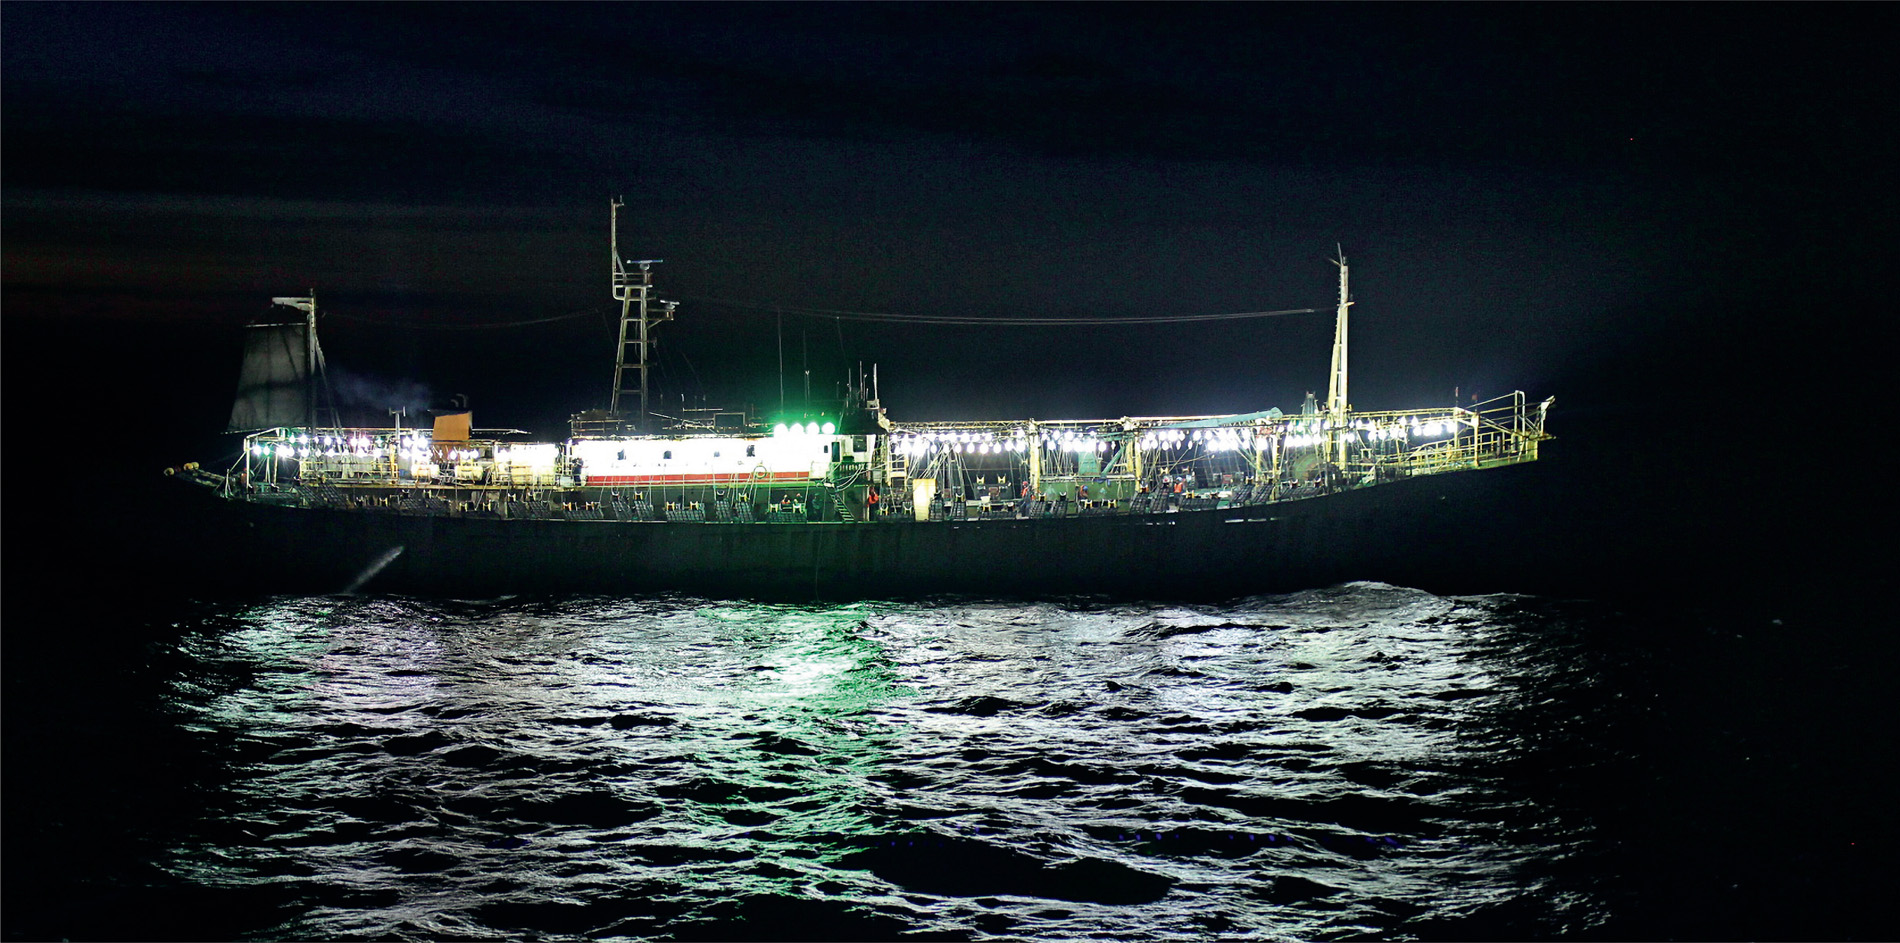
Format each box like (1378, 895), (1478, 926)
(684, 296), (1323, 326)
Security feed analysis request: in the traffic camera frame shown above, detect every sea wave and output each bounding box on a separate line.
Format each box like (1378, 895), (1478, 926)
(105, 585), (1634, 940)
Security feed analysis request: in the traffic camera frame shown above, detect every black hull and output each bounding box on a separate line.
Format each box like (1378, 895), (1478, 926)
(185, 462), (1556, 600)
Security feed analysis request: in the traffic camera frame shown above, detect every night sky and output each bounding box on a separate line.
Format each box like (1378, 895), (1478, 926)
(4, 3), (1894, 593)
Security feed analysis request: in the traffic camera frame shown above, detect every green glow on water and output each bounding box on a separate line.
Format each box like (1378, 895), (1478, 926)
(657, 602), (913, 894)
(168, 597), (921, 906)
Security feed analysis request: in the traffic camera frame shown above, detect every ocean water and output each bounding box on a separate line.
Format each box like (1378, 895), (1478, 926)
(4, 584), (1887, 941)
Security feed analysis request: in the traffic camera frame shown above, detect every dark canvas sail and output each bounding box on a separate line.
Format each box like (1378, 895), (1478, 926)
(228, 322), (309, 432)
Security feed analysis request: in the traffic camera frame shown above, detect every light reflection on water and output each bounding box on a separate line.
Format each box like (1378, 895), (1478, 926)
(160, 584), (1613, 940)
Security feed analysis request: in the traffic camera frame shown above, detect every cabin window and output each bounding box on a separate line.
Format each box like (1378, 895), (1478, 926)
(746, 445), (756, 457)
(663, 450), (673, 460)
(713, 451), (721, 458)
(616, 450), (626, 461)
(854, 436), (867, 451)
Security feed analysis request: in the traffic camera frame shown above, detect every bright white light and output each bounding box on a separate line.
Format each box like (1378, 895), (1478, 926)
(821, 422), (836, 435)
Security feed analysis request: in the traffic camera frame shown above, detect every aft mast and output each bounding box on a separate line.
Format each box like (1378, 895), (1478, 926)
(609, 199), (677, 433)
(1326, 249), (1351, 468)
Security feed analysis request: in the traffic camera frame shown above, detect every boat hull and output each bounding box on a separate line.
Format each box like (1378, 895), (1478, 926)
(185, 461), (1553, 600)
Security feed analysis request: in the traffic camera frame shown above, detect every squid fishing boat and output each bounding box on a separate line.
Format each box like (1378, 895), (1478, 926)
(170, 204), (1554, 599)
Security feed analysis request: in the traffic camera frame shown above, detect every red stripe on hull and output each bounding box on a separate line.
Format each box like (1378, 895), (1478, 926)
(581, 471), (814, 486)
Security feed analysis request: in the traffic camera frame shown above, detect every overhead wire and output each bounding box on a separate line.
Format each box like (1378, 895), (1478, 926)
(315, 297), (1323, 329)
(683, 296), (1323, 326)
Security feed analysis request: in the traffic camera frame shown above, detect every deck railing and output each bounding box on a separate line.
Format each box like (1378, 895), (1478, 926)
(216, 393), (1550, 517)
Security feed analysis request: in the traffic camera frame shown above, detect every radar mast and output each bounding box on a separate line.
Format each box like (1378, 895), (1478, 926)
(609, 199), (676, 432)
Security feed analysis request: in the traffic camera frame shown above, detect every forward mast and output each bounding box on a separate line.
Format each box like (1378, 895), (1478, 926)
(609, 198), (677, 433)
